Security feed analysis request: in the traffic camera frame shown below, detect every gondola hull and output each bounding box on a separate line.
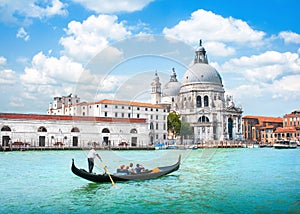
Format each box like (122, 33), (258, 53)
(71, 155), (181, 183)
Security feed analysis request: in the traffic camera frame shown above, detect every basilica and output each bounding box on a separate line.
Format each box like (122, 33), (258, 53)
(151, 41), (243, 142)
(0, 42), (243, 149)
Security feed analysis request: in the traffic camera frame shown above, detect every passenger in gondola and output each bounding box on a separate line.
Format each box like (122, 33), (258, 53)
(128, 162), (135, 174)
(135, 164), (145, 173)
(116, 165), (129, 174)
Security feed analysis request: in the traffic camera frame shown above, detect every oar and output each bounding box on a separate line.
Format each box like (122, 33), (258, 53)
(98, 157), (118, 187)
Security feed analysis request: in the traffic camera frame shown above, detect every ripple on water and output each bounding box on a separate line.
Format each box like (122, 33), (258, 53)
(0, 149), (299, 213)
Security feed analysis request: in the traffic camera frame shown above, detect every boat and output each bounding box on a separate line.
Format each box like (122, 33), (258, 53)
(155, 143), (166, 150)
(273, 140), (297, 149)
(71, 155), (181, 183)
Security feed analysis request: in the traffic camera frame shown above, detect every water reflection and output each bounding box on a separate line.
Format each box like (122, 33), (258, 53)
(71, 182), (110, 195)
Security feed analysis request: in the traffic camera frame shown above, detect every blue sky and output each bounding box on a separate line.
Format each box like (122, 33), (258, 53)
(0, 0), (299, 117)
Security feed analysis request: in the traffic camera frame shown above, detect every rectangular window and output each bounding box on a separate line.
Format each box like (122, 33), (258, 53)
(122, 113), (124, 118)
(115, 112), (118, 117)
(104, 112), (107, 117)
(137, 114), (140, 118)
(128, 113), (131, 118)
(105, 105), (107, 108)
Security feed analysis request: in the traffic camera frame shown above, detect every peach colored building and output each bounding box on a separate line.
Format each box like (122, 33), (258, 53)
(242, 116), (283, 144)
(274, 110), (300, 142)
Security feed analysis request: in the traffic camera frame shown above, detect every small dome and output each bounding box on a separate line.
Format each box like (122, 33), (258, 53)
(162, 68), (181, 96)
(163, 81), (181, 96)
(182, 63), (222, 85)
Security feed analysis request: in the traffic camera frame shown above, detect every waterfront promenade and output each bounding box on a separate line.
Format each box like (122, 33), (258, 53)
(1, 140), (255, 151)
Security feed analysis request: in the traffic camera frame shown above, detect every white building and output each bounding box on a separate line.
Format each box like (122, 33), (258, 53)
(157, 41), (243, 142)
(0, 111), (164, 149)
(45, 98), (169, 146)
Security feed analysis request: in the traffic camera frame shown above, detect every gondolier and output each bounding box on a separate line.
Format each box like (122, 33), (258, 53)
(87, 146), (101, 173)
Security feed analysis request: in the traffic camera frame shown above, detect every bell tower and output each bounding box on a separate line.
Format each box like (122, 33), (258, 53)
(151, 71), (162, 104)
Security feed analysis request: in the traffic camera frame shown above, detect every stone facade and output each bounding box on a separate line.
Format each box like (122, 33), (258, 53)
(0, 113), (151, 149)
(156, 42), (243, 142)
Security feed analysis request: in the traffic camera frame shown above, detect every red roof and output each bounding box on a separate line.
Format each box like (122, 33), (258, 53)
(64, 99), (166, 109)
(243, 115), (282, 123)
(274, 127), (296, 133)
(0, 113), (146, 123)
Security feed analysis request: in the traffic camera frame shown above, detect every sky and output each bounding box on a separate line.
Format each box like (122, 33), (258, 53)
(0, 0), (299, 117)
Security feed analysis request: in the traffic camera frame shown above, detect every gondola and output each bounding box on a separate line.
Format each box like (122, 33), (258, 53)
(71, 155), (181, 183)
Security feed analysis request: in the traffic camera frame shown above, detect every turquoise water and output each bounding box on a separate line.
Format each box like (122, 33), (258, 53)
(0, 148), (299, 213)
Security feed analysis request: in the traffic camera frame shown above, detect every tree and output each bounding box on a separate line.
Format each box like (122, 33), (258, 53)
(167, 112), (181, 139)
(180, 121), (193, 138)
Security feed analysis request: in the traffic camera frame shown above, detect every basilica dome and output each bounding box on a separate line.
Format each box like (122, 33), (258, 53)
(182, 63), (222, 85)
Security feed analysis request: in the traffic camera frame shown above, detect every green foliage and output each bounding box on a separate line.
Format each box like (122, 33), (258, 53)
(180, 121), (193, 137)
(167, 112), (181, 138)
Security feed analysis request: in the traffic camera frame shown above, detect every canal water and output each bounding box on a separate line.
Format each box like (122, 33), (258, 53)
(0, 148), (299, 213)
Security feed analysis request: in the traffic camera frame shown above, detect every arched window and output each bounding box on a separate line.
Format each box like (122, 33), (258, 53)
(71, 127), (80, 132)
(198, 116), (209, 123)
(130, 129), (137, 134)
(1, 126), (11, 131)
(37, 126), (47, 132)
(196, 96), (202, 107)
(204, 95), (209, 107)
(102, 128), (110, 133)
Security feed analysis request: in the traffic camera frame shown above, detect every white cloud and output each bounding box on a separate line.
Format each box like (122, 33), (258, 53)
(220, 51), (300, 83)
(71, 0), (154, 13)
(60, 14), (131, 63)
(0, 56), (7, 65)
(16, 27), (30, 41)
(0, 56), (17, 84)
(205, 42), (235, 57)
(227, 84), (264, 100)
(20, 52), (84, 99)
(279, 31), (300, 44)
(21, 52), (84, 84)
(0, 69), (16, 84)
(270, 75), (300, 99)
(0, 0), (67, 24)
(163, 9), (265, 46)
(219, 50), (300, 107)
